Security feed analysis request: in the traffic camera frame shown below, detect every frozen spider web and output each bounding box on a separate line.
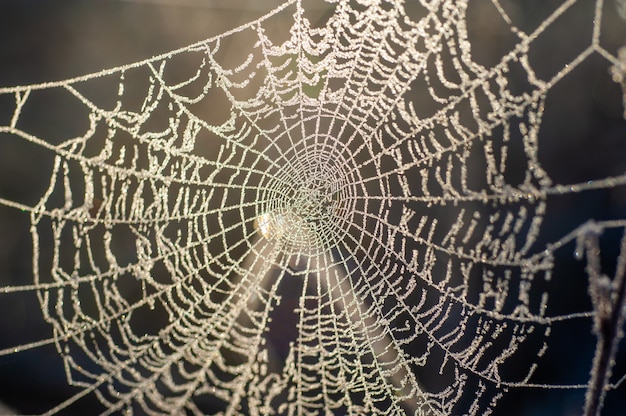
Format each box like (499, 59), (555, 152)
(0, 0), (626, 415)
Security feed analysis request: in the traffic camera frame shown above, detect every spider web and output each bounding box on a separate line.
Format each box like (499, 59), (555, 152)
(0, 0), (625, 414)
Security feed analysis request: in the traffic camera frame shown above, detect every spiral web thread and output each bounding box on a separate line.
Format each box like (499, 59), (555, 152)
(0, 0), (625, 414)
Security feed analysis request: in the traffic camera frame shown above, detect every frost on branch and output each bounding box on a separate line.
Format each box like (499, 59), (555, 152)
(612, 47), (626, 118)
(578, 223), (626, 416)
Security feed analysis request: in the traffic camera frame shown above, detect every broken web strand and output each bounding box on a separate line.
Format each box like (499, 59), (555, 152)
(0, 0), (625, 414)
